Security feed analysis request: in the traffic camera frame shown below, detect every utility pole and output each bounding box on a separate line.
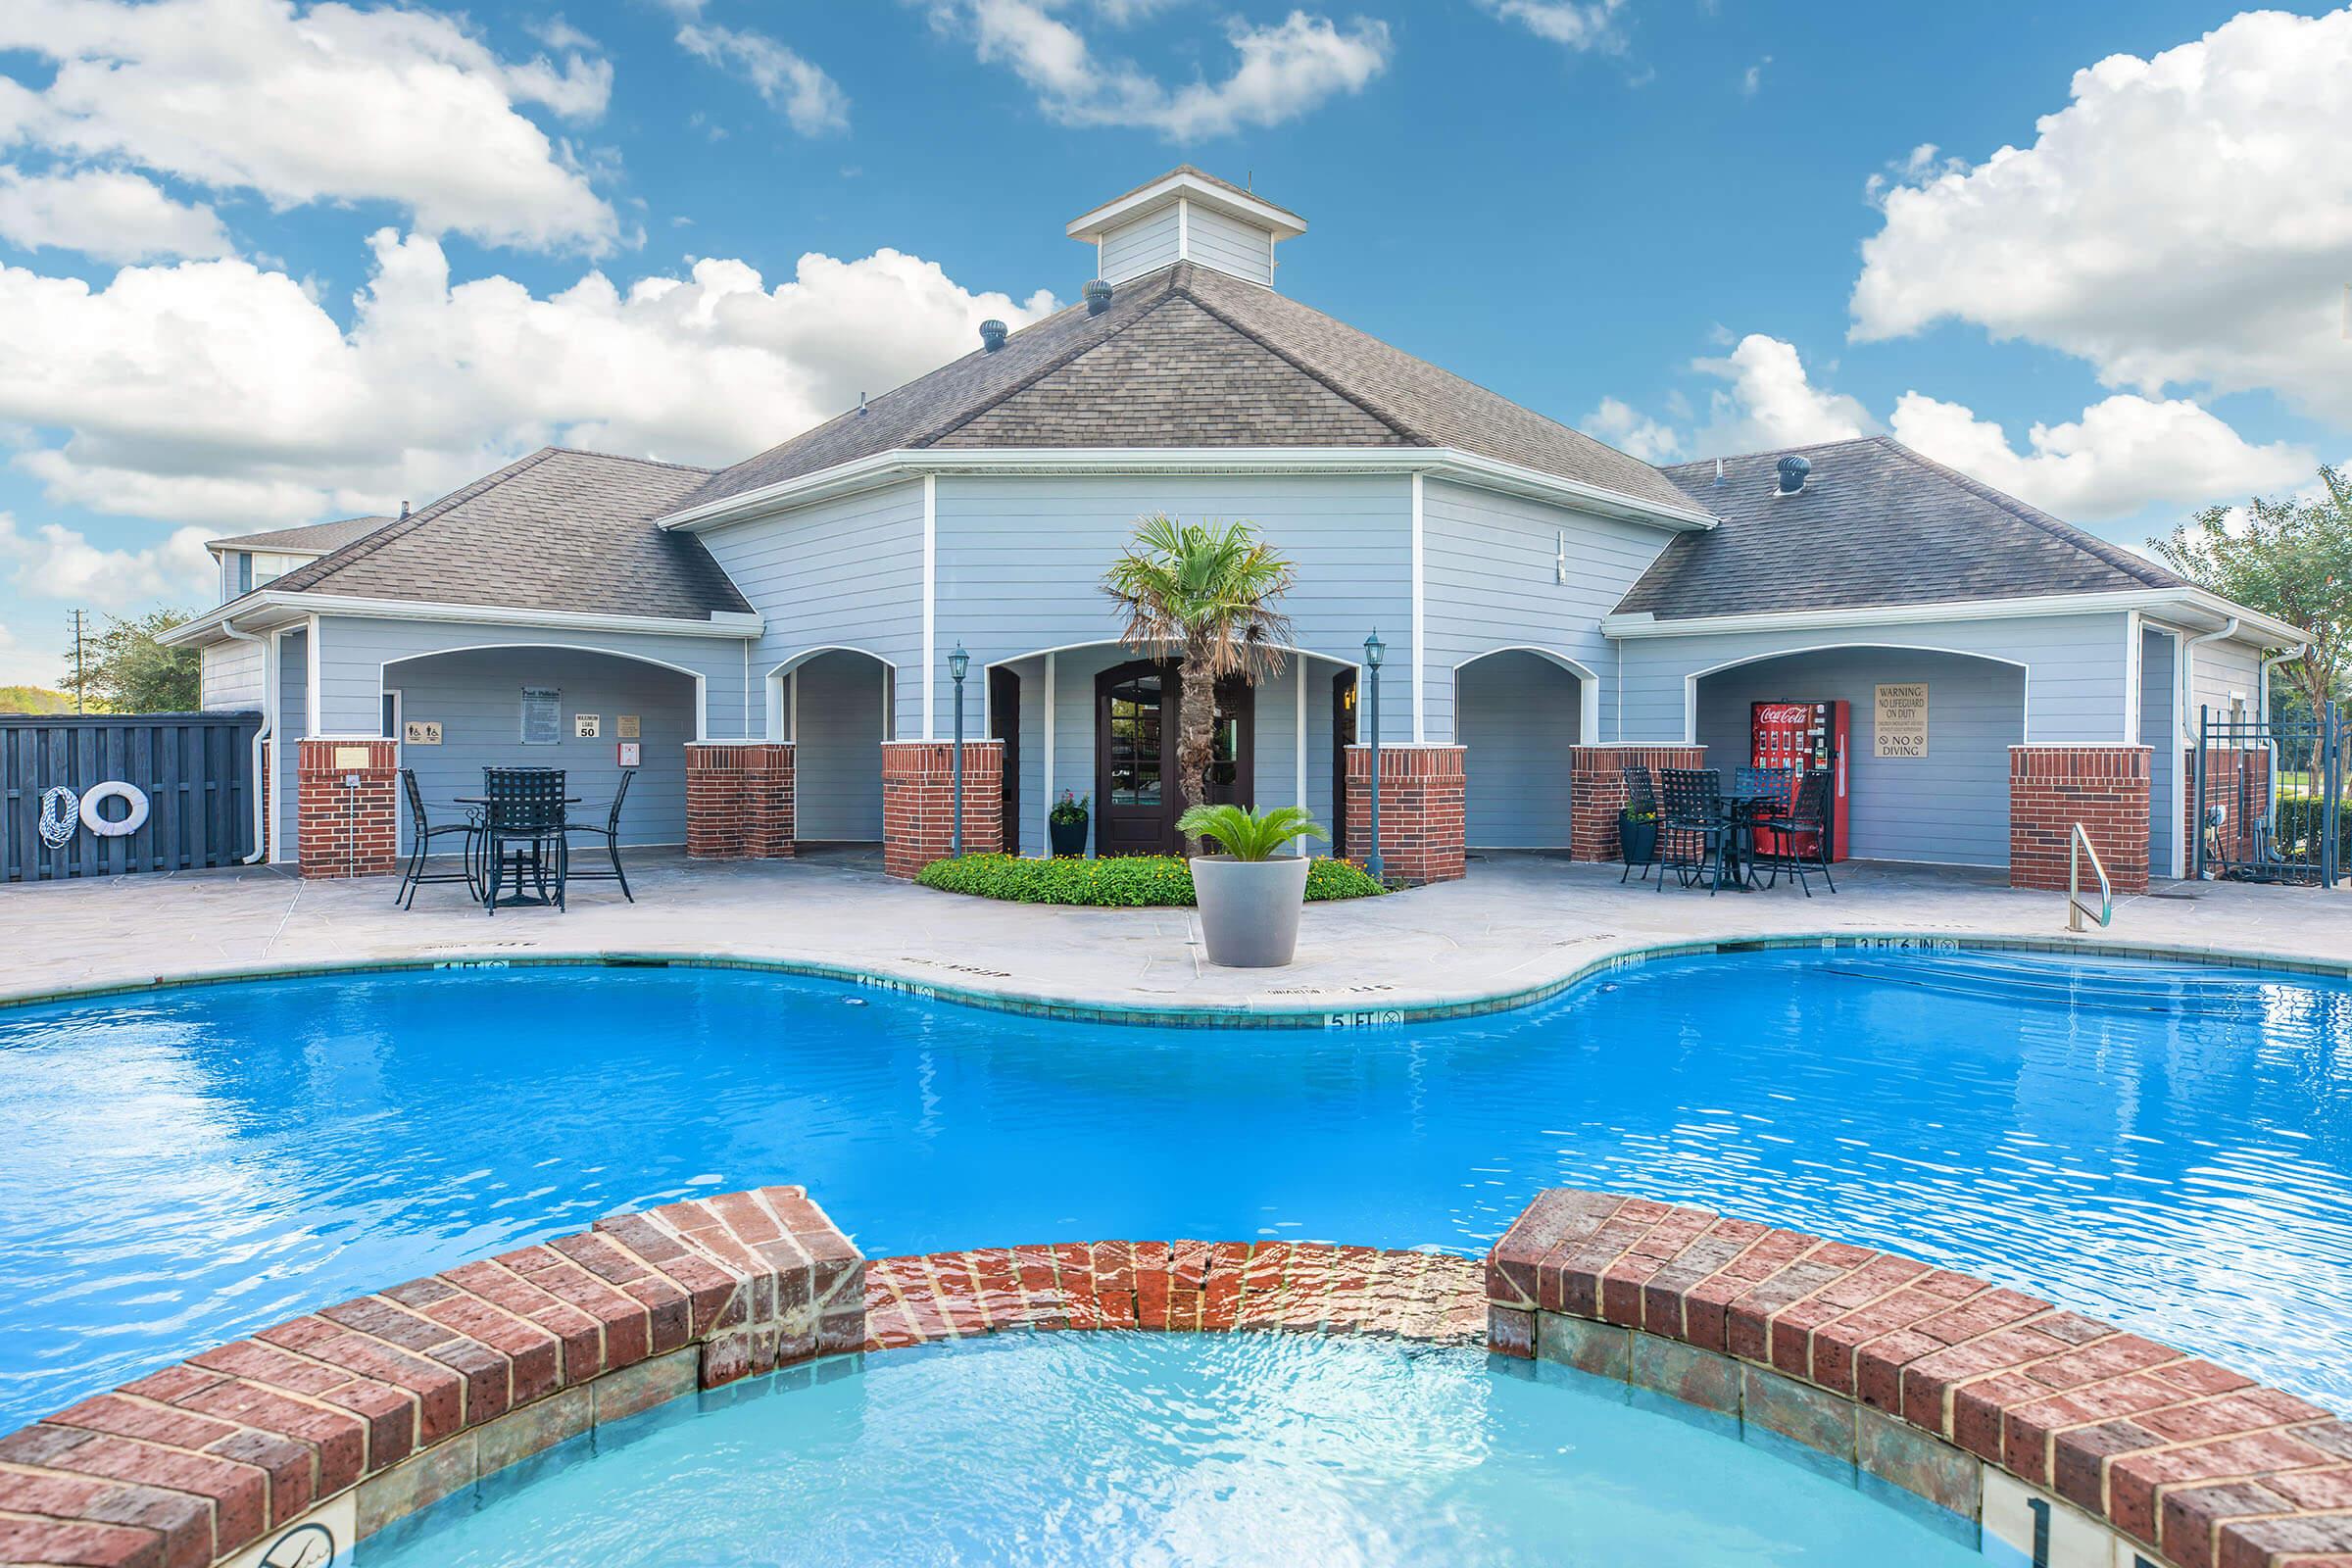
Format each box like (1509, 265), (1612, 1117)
(66, 610), (86, 713)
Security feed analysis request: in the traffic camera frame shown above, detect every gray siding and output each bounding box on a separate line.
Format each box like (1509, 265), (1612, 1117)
(1614, 612), (2132, 746)
(386, 646), (695, 852)
(700, 479), (923, 740)
(2141, 625), (2179, 875)
(2188, 635), (2261, 727)
(1457, 650), (1580, 848)
(1693, 646), (2026, 867)
(273, 630), (307, 860)
(200, 639), (264, 710)
(1421, 478), (1672, 741)
(1188, 204), (1274, 286)
(310, 617), (750, 741)
(790, 650), (886, 840)
(1100, 207), (1180, 284)
(934, 473), (1413, 743)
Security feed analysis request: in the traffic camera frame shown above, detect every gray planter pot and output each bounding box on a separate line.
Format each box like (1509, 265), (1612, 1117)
(1190, 854), (1313, 968)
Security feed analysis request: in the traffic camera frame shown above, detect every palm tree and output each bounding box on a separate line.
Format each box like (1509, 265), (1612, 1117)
(1102, 514), (1296, 852)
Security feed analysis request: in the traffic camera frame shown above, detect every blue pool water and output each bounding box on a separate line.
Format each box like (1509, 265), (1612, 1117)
(364, 1333), (1984, 1567)
(0, 949), (2347, 1433)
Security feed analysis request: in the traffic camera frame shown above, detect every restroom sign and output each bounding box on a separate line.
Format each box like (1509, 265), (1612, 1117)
(1875, 683), (1928, 758)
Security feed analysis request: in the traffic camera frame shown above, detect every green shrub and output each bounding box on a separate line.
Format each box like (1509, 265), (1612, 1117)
(914, 853), (1386, 906)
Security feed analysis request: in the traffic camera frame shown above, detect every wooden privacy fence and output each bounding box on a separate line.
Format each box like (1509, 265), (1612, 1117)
(2, 712), (262, 882)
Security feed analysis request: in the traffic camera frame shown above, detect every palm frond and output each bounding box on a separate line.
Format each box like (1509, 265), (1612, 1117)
(1175, 803), (1329, 861)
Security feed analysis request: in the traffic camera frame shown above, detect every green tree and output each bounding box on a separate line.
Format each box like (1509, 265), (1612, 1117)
(2152, 466), (2349, 718)
(61, 609), (202, 712)
(0, 685), (72, 714)
(1102, 515), (1296, 852)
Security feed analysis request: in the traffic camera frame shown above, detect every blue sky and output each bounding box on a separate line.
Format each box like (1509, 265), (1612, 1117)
(1, 0), (2346, 685)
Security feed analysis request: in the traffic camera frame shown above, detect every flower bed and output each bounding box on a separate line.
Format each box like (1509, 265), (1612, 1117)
(914, 853), (1385, 906)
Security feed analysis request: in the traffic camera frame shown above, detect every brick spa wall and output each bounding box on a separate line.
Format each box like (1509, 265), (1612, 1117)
(1343, 744), (1466, 884)
(1567, 745), (1707, 862)
(684, 742), (796, 861)
(294, 738), (398, 880)
(1487, 1188), (2352, 1568)
(2010, 745), (2153, 894)
(880, 740), (1002, 880)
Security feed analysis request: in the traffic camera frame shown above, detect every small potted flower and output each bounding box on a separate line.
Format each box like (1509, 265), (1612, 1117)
(1048, 790), (1091, 858)
(1177, 803), (1328, 968)
(1619, 801), (1660, 871)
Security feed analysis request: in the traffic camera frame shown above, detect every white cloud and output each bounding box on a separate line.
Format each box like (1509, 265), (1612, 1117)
(1474, 0), (1625, 52)
(0, 0), (619, 254)
(677, 24), (850, 135)
(928, 2), (1390, 138)
(0, 622), (66, 688)
(0, 231), (1059, 528)
(1850, 9), (2352, 425)
(1740, 55), (1769, 98)
(1581, 396), (1682, 462)
(1886, 391), (2311, 523)
(0, 167), (232, 262)
(0, 514), (215, 608)
(1594, 334), (2309, 522)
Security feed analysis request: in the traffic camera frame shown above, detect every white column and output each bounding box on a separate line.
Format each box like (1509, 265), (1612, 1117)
(1043, 652), (1056, 855)
(1295, 656), (1307, 809)
(1410, 473), (1426, 744)
(921, 473), (937, 740)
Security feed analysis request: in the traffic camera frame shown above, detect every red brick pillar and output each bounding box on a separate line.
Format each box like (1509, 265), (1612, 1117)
(295, 737), (398, 878)
(687, 743), (796, 859)
(1567, 745), (1707, 860)
(882, 740), (1003, 879)
(1344, 744), (1466, 884)
(2009, 745), (2151, 893)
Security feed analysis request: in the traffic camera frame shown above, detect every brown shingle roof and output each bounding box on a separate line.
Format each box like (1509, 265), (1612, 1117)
(208, 514), (394, 554)
(266, 448), (752, 620)
(1620, 436), (2184, 620)
(672, 262), (1701, 518)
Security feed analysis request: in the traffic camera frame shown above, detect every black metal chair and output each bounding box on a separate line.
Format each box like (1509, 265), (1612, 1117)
(1734, 765), (1797, 814)
(395, 768), (481, 909)
(481, 766), (568, 914)
(1619, 763), (1660, 884)
(563, 768), (635, 902)
(1759, 768), (1838, 897)
(1656, 767), (1732, 895)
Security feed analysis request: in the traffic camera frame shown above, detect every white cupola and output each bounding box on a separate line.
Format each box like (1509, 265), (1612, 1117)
(1066, 167), (1306, 290)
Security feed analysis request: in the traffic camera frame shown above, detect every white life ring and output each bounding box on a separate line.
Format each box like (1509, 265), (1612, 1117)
(78, 781), (149, 837)
(38, 786), (78, 847)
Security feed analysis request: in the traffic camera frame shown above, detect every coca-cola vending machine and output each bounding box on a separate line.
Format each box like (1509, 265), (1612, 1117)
(1750, 701), (1849, 861)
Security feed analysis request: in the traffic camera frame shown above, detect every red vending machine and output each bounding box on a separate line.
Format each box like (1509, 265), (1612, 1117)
(1750, 701), (1850, 861)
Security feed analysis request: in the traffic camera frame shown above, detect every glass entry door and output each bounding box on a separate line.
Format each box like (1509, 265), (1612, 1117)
(1094, 660), (1253, 855)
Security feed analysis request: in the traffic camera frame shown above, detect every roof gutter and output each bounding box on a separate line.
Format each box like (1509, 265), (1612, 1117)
(2180, 615), (2242, 745)
(657, 447), (1722, 537)
(161, 592), (763, 646)
(217, 617), (271, 863)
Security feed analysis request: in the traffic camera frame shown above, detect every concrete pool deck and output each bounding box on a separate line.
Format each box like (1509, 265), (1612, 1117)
(2, 851), (2345, 1019)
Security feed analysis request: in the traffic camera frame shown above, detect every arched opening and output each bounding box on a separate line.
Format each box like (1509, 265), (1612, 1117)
(770, 648), (894, 847)
(379, 644), (702, 854)
(1689, 644), (2027, 869)
(1455, 649), (1592, 850)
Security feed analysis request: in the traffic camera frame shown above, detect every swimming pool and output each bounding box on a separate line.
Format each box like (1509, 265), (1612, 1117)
(362, 1332), (1984, 1567)
(1, 947), (2346, 1431)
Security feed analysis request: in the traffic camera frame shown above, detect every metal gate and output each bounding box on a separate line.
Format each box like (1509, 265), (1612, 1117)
(2191, 702), (2344, 886)
(2, 712), (262, 882)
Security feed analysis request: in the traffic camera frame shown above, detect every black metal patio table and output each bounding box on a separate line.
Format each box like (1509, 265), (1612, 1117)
(1714, 784), (1784, 891)
(455, 795), (580, 908)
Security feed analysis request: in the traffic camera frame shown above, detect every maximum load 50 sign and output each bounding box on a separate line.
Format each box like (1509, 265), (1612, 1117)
(1875, 683), (1928, 759)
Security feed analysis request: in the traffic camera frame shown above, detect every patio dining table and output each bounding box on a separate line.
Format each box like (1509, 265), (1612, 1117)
(1713, 782), (1785, 892)
(455, 795), (581, 909)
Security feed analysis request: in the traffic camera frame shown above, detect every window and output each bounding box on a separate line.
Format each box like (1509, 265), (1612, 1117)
(1106, 672), (1162, 806)
(234, 552), (253, 596)
(521, 687), (561, 744)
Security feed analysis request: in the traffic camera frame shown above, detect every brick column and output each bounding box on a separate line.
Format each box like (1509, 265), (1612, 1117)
(1344, 744), (1466, 885)
(1567, 744), (1707, 861)
(2183, 746), (2272, 875)
(2009, 745), (2151, 893)
(882, 740), (1003, 879)
(295, 737), (398, 878)
(687, 742), (795, 859)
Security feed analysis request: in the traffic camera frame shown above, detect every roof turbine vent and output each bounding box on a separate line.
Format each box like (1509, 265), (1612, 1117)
(978, 319), (1007, 353)
(1775, 454), (1812, 496)
(1084, 279), (1113, 316)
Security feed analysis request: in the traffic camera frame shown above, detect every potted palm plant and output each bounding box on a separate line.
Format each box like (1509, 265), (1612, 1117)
(1048, 790), (1090, 858)
(1177, 803), (1328, 966)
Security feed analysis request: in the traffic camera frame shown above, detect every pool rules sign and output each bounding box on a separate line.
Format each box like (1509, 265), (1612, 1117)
(1875, 683), (1929, 759)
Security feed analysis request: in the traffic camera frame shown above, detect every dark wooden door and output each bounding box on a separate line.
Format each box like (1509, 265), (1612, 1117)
(989, 666), (1019, 855)
(1094, 660), (1253, 856)
(1331, 668), (1357, 858)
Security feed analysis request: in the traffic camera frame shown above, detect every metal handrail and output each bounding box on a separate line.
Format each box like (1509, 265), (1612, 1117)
(2068, 823), (2112, 931)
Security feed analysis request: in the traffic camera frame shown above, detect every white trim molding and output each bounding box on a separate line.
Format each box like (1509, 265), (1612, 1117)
(921, 473), (937, 741)
(1678, 641), (2034, 748)
(377, 638), (713, 744)
(1453, 646), (1602, 747)
(1065, 170), (1306, 245)
(1410, 472), (1426, 744)
(1605, 588), (2305, 649)
(659, 447), (1722, 538)
(161, 592), (761, 648)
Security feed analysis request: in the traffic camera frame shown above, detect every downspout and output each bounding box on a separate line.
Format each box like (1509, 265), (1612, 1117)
(2180, 616), (2240, 872)
(2179, 616), (2240, 747)
(219, 616), (271, 863)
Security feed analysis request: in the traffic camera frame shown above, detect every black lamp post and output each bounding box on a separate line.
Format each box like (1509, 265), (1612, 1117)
(1362, 630), (1386, 883)
(949, 642), (970, 857)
